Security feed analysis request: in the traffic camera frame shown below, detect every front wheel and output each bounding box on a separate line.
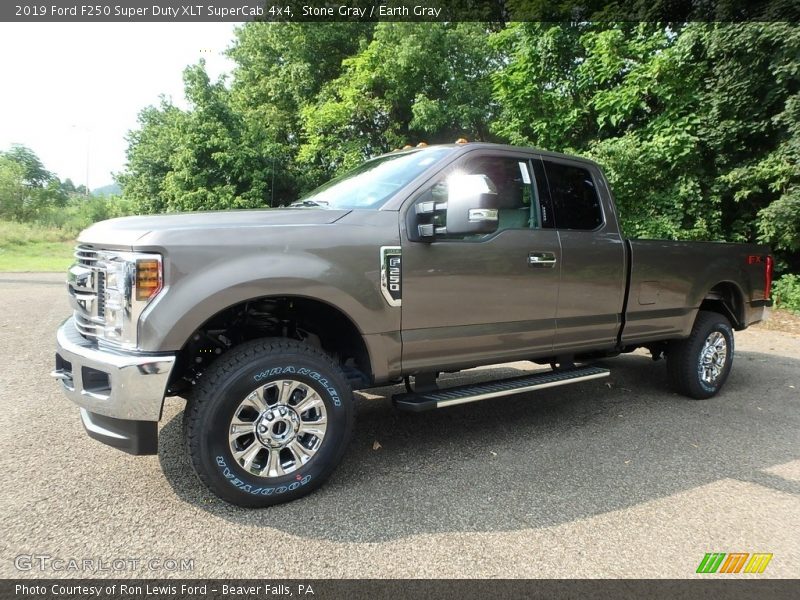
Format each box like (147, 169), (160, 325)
(667, 311), (735, 399)
(184, 338), (354, 507)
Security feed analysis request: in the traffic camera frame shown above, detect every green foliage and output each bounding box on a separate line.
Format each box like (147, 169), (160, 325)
(114, 21), (799, 276)
(0, 143), (134, 244)
(758, 186), (800, 253)
(299, 23), (498, 175)
(116, 101), (184, 213)
(164, 64), (251, 211)
(0, 145), (70, 222)
(117, 64), (256, 214)
(699, 23), (800, 250)
(773, 274), (800, 313)
(0, 220), (74, 245)
(0, 220), (76, 272)
(490, 22), (800, 253)
(0, 156), (27, 220)
(3, 145), (55, 187)
(490, 22), (593, 150)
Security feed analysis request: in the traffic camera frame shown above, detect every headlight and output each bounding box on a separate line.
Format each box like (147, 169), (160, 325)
(98, 251), (163, 349)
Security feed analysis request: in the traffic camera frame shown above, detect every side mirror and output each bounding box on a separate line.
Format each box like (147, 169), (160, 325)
(443, 174), (499, 236)
(413, 173), (500, 241)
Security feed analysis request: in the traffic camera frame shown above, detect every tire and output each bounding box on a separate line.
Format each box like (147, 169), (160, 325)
(184, 338), (354, 507)
(667, 311), (735, 399)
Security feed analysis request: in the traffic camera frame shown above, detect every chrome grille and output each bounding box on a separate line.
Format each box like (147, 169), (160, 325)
(96, 271), (106, 318)
(68, 245), (106, 341)
(74, 312), (101, 337)
(75, 246), (100, 266)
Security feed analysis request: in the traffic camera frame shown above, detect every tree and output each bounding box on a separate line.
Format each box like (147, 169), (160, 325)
(490, 21), (800, 261)
(120, 24), (375, 210)
(61, 178), (76, 194)
(0, 155), (27, 220)
(694, 23), (800, 264)
(298, 22), (498, 175)
(0, 145), (67, 221)
(228, 22), (375, 199)
(2, 144), (54, 187)
(116, 21), (799, 273)
(117, 99), (186, 213)
(160, 62), (252, 212)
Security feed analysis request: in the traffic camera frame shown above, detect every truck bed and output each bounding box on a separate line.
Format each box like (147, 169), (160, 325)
(622, 239), (771, 345)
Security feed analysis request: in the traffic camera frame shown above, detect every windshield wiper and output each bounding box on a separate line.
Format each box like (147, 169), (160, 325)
(289, 199), (329, 208)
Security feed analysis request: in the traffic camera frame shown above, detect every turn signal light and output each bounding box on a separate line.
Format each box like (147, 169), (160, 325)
(136, 258), (162, 301)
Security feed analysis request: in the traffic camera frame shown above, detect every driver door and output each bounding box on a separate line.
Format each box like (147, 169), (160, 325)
(400, 150), (561, 372)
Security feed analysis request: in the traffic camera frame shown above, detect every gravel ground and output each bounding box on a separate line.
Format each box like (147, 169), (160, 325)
(0, 273), (798, 579)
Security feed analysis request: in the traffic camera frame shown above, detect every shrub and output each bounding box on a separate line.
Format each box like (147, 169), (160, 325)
(773, 274), (800, 313)
(0, 220), (74, 246)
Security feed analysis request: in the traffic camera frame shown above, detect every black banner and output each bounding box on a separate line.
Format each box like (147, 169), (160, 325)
(2, 0), (799, 22)
(2, 579), (800, 600)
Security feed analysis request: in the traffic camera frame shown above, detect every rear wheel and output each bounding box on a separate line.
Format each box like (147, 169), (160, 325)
(184, 338), (354, 507)
(667, 311), (734, 399)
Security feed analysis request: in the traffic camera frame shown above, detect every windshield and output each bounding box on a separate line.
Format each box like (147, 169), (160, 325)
(294, 147), (453, 209)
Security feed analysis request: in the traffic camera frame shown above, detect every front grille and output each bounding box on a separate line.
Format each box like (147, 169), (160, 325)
(74, 312), (101, 337)
(69, 245), (106, 341)
(96, 271), (106, 319)
(75, 246), (100, 266)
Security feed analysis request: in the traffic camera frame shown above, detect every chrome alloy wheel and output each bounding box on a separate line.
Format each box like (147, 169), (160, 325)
(698, 331), (728, 385)
(228, 379), (328, 478)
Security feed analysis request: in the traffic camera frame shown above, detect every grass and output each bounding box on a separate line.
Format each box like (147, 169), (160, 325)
(0, 221), (75, 272)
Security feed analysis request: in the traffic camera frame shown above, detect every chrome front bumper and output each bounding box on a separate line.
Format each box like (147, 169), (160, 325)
(52, 317), (176, 454)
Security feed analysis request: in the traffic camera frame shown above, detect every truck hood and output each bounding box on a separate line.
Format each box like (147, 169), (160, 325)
(77, 208), (352, 248)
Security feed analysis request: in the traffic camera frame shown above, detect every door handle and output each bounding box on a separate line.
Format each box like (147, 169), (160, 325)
(528, 252), (557, 268)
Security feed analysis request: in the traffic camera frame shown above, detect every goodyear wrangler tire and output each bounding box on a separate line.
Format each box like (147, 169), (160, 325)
(667, 311), (735, 400)
(184, 338), (354, 507)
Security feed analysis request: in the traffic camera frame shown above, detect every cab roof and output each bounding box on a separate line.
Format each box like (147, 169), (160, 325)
(380, 141), (602, 169)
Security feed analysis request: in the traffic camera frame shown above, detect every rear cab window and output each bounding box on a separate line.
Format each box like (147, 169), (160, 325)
(542, 160), (604, 231)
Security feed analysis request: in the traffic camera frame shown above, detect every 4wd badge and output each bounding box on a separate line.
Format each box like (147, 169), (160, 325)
(380, 246), (402, 307)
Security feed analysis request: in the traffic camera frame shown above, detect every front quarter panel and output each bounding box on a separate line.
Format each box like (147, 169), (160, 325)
(135, 210), (401, 355)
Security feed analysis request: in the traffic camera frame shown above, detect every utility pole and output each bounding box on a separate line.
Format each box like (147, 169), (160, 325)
(271, 154), (275, 207)
(85, 130), (90, 196)
(71, 124), (91, 195)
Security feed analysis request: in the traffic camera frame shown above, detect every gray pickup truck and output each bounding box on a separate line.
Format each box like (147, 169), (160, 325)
(53, 142), (773, 507)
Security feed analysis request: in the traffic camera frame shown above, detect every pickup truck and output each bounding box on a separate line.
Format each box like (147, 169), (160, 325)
(53, 142), (773, 507)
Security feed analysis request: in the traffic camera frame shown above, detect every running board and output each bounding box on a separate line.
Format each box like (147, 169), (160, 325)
(392, 365), (610, 412)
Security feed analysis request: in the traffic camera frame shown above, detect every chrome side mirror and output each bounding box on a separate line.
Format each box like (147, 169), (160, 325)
(443, 174), (499, 236)
(414, 173), (500, 240)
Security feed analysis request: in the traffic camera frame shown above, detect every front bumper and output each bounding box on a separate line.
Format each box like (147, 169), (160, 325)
(52, 317), (176, 455)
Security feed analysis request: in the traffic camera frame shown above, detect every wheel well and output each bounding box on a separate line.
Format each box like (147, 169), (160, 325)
(167, 296), (372, 395)
(699, 282), (745, 330)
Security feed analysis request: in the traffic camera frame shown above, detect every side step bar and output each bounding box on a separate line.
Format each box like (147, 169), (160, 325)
(392, 365), (610, 412)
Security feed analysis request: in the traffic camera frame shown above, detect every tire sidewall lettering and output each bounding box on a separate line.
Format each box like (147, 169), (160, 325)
(208, 360), (343, 497)
(189, 340), (354, 506)
(215, 454), (312, 496)
(253, 365), (341, 406)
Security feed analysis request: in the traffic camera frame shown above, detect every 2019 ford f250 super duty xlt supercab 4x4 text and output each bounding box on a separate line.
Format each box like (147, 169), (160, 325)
(52, 142), (773, 507)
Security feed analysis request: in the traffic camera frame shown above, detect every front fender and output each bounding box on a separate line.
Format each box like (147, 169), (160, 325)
(138, 249), (394, 353)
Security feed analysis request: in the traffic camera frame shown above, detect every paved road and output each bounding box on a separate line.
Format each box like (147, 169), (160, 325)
(1, 273), (798, 578)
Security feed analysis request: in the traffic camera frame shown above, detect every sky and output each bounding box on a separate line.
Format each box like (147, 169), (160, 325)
(0, 23), (237, 189)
